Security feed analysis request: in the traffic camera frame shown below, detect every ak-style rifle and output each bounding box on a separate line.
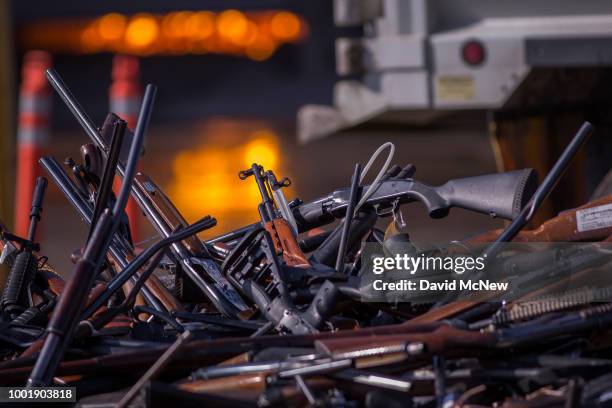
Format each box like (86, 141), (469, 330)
(221, 164), (343, 334)
(238, 163), (311, 268)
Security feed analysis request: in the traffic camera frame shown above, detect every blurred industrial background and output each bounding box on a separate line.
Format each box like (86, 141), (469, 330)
(2, 0), (612, 274)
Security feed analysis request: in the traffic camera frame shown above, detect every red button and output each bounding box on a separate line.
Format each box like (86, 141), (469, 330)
(462, 40), (485, 66)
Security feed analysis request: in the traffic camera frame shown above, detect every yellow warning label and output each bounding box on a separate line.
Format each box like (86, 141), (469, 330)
(437, 75), (475, 101)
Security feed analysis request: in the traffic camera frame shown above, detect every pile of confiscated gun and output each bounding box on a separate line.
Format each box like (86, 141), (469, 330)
(2, 70), (612, 408)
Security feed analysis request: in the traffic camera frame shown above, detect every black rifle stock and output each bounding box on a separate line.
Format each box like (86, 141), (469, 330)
(293, 169), (538, 232)
(205, 168), (537, 251)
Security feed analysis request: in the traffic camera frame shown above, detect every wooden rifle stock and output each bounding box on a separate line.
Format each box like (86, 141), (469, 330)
(218, 351), (252, 366)
(179, 374), (333, 405)
(469, 194), (612, 243)
(413, 196), (612, 325)
(179, 373), (267, 394)
(3, 321), (446, 382)
(264, 218), (311, 268)
(180, 375), (334, 408)
(315, 325), (498, 358)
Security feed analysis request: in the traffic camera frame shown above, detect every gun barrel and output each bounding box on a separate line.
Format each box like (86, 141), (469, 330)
(484, 121), (593, 257)
(45, 69), (105, 149)
(27, 177), (47, 242)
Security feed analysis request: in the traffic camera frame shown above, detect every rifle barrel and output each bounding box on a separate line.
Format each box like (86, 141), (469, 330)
(27, 83), (155, 387)
(484, 121), (593, 257)
(45, 69), (104, 149)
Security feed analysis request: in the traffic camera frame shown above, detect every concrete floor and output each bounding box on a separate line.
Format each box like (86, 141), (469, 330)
(37, 117), (504, 275)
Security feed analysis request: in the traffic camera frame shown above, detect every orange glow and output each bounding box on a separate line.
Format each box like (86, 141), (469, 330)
(125, 14), (159, 48)
(161, 13), (178, 38)
(242, 21), (259, 46)
(172, 149), (231, 203)
(168, 127), (291, 234)
(18, 10), (308, 60)
(269, 12), (302, 41)
(164, 11), (192, 38)
(80, 24), (102, 52)
(191, 11), (216, 40)
(97, 13), (127, 41)
(244, 131), (279, 169)
(246, 35), (276, 61)
(216, 10), (249, 45)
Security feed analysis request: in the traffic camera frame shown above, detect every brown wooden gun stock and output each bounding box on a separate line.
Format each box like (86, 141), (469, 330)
(469, 194), (612, 243)
(264, 218), (311, 268)
(416, 196), (612, 326)
(315, 325), (498, 358)
(178, 374), (333, 405)
(179, 372), (268, 394)
(1, 321), (446, 382)
(170, 326), (494, 397)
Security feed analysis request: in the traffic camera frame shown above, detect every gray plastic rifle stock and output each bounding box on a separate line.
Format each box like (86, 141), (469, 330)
(294, 168), (538, 231)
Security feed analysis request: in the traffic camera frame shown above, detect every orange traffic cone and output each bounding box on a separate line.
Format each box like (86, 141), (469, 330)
(14, 51), (51, 239)
(110, 55), (142, 243)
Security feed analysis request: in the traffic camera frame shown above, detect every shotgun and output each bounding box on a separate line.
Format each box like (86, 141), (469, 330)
(45, 69), (246, 318)
(40, 156), (167, 314)
(317, 302), (612, 358)
(26, 83), (156, 387)
(293, 168), (538, 232)
(205, 166), (538, 249)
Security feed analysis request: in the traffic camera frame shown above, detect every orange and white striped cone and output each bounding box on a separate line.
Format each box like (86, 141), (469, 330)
(110, 54), (142, 243)
(14, 51), (52, 239)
